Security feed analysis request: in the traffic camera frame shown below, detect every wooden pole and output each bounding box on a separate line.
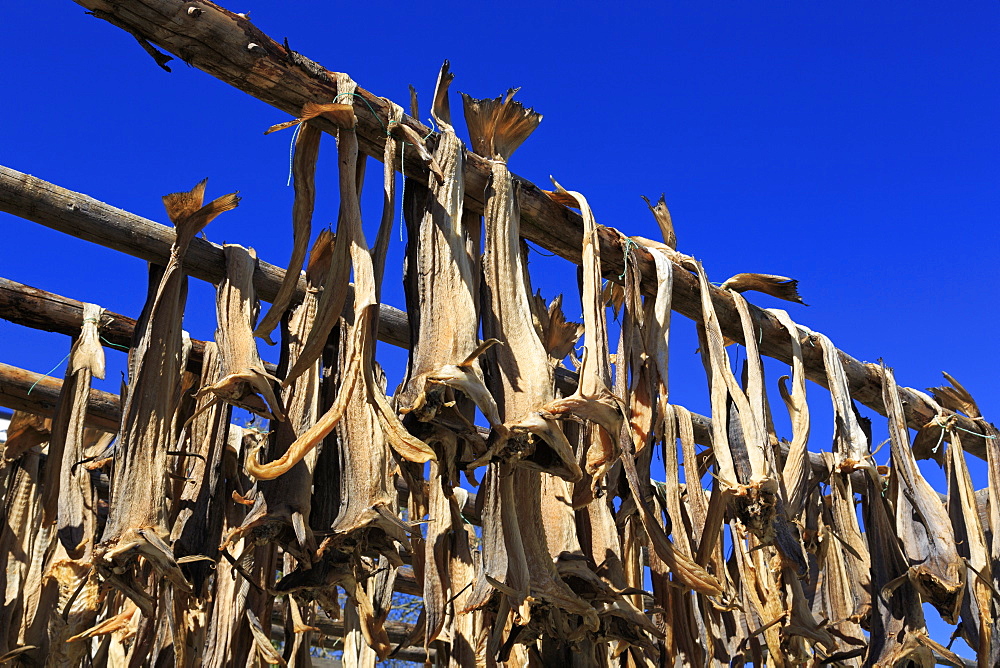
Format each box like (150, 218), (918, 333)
(57, 0), (994, 453)
(0, 276), (280, 377)
(0, 166), (411, 350)
(0, 361), (120, 433)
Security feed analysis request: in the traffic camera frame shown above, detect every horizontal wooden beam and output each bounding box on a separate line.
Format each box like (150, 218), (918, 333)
(0, 361), (120, 433)
(63, 0), (993, 459)
(0, 276), (287, 380)
(0, 165), (411, 351)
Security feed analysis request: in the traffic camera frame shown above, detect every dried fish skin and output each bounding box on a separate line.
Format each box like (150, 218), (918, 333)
(397, 64), (493, 430)
(97, 179), (237, 597)
(247, 77), (433, 480)
(944, 429), (992, 655)
(254, 108), (324, 344)
(540, 181), (624, 486)
(44, 303), (106, 555)
(862, 479), (935, 668)
(221, 297), (322, 561)
(196, 244), (284, 421)
(882, 366), (966, 625)
(769, 309), (811, 517)
(276, 103), (364, 390)
(698, 266), (784, 546)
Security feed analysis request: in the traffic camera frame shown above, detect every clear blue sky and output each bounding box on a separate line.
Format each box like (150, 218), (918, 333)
(1, 0), (997, 656)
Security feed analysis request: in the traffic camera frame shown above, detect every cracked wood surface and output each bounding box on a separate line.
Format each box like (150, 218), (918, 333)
(26, 2), (998, 454)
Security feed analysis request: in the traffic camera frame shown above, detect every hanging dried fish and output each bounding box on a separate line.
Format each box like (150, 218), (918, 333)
(96, 179), (238, 604)
(43, 303), (105, 551)
(254, 104), (324, 344)
(196, 244), (284, 421)
(464, 89), (580, 479)
(882, 365), (966, 624)
(769, 308), (810, 515)
(270, 103), (357, 390)
(396, 63), (498, 430)
(246, 78), (433, 480)
(698, 264), (782, 546)
(862, 474), (935, 667)
(539, 181), (623, 486)
(945, 428), (993, 657)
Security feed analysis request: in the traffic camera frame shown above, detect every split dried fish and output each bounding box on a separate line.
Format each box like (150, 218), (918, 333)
(97, 179), (238, 602)
(397, 63), (498, 430)
(255, 105), (324, 344)
(882, 365), (966, 624)
(196, 244), (284, 421)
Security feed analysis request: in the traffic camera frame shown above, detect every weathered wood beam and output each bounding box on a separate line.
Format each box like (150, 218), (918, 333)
(0, 276), (199, 365)
(64, 0), (992, 457)
(0, 165), (411, 350)
(0, 361), (120, 433)
(0, 276), (285, 378)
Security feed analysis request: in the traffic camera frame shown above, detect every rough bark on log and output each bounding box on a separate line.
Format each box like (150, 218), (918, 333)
(42, 2), (998, 454)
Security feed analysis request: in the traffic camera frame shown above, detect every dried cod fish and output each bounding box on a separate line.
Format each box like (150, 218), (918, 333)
(862, 473), (934, 668)
(96, 179), (238, 602)
(255, 105), (324, 344)
(43, 303), (106, 554)
(196, 244), (284, 421)
(769, 308), (810, 516)
(397, 63), (499, 429)
(464, 88), (579, 480)
(540, 181), (623, 486)
(882, 365), (965, 624)
(247, 79), (433, 480)
(221, 238), (330, 561)
(945, 429), (993, 659)
(697, 264), (781, 544)
(170, 341), (233, 594)
(270, 102), (357, 390)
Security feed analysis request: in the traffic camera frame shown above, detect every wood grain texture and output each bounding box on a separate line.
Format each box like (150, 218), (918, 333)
(63, 0), (993, 457)
(0, 361), (120, 432)
(0, 165), (410, 350)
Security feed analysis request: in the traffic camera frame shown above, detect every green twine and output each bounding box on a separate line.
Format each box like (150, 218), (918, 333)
(618, 236), (641, 280)
(954, 425), (997, 439)
(27, 351), (72, 395)
(332, 92), (389, 136)
(285, 122), (303, 187)
(100, 335), (130, 352)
